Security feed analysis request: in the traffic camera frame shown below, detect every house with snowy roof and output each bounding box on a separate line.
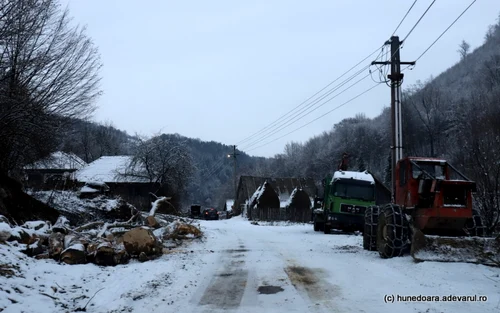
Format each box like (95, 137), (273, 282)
(23, 151), (87, 189)
(74, 156), (161, 210)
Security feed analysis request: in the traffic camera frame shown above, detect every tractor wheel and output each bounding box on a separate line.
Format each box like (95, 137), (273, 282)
(465, 210), (486, 237)
(376, 204), (408, 258)
(363, 206), (379, 251)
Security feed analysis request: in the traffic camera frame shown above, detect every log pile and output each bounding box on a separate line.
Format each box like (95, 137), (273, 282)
(0, 197), (203, 266)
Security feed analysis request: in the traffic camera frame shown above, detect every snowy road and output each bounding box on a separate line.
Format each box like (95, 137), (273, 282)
(1, 217), (499, 313)
(181, 218), (499, 313)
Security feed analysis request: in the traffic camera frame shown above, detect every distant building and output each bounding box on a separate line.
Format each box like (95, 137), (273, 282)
(74, 156), (162, 210)
(234, 175), (317, 217)
(283, 188), (312, 223)
(247, 181), (280, 221)
(24, 151), (86, 189)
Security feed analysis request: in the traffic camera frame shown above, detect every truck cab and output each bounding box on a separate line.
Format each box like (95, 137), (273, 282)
(314, 170), (376, 233)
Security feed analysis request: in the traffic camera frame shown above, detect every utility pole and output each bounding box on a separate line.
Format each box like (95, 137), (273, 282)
(228, 145), (240, 203)
(372, 36), (415, 201)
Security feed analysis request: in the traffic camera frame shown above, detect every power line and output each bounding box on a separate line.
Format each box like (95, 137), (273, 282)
(415, 0), (477, 62)
(245, 83), (382, 153)
(238, 2), (425, 154)
(202, 158), (226, 179)
(402, 0), (436, 43)
(240, 64), (374, 150)
(392, 0), (419, 36)
(204, 160), (227, 181)
(235, 45), (385, 146)
(241, 71), (374, 151)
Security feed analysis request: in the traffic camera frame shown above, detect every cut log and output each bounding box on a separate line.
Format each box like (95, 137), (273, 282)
(122, 227), (161, 256)
(49, 232), (65, 258)
(22, 239), (45, 257)
(164, 221), (202, 240)
(52, 216), (70, 234)
(7, 228), (31, 244)
(60, 244), (86, 264)
(64, 234), (81, 248)
(411, 230), (500, 266)
(94, 242), (116, 266)
(146, 216), (160, 229)
(138, 252), (149, 262)
(114, 248), (130, 265)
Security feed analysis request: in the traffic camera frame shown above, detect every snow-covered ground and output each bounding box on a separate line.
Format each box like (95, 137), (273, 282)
(1, 217), (499, 313)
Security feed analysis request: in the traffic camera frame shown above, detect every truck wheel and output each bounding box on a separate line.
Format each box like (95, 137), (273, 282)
(324, 226), (331, 234)
(319, 222), (324, 231)
(376, 204), (408, 258)
(363, 206), (379, 251)
(465, 210), (486, 237)
(314, 222), (319, 231)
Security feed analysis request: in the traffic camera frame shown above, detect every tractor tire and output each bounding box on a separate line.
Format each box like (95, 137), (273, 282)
(363, 205), (379, 251)
(376, 204), (408, 258)
(465, 210), (486, 237)
(314, 222), (319, 231)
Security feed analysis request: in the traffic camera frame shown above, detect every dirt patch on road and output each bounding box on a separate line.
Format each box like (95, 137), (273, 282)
(285, 264), (341, 311)
(285, 266), (319, 286)
(257, 285), (284, 294)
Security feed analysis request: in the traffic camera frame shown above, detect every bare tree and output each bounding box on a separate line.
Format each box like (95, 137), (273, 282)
(457, 40), (470, 60)
(126, 134), (195, 203)
(405, 80), (451, 157)
(0, 0), (102, 174)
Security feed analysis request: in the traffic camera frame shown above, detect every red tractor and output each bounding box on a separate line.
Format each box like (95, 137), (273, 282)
(362, 157), (497, 263)
(362, 36), (499, 264)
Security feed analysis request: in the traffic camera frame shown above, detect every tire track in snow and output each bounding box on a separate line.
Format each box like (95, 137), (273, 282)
(196, 242), (249, 312)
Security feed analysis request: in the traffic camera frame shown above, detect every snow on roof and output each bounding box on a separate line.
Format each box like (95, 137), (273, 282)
(24, 151), (86, 170)
(281, 188), (298, 208)
(332, 170), (374, 184)
(249, 182), (269, 205)
(248, 185), (262, 206)
(75, 156), (150, 183)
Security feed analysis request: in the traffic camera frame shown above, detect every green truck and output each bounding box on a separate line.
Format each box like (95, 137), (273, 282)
(313, 170), (376, 234)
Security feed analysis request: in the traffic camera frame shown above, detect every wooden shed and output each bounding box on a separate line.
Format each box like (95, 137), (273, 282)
(234, 175), (317, 217)
(284, 188), (312, 223)
(248, 181), (280, 221)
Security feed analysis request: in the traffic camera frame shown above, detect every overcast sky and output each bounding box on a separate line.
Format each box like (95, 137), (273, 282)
(62, 0), (500, 158)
